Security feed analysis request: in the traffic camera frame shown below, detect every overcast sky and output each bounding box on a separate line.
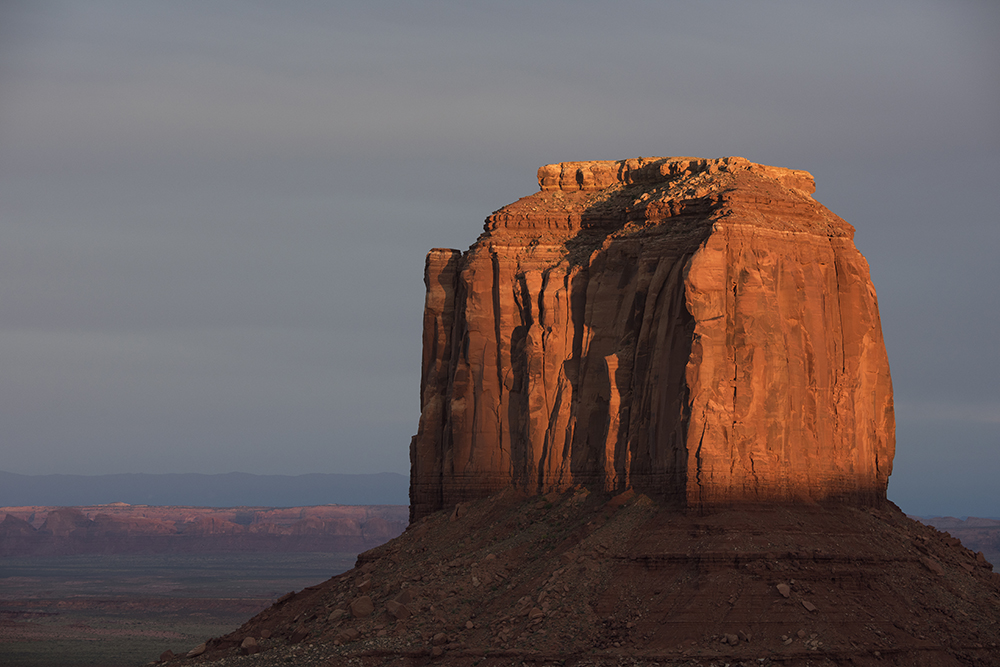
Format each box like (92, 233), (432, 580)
(0, 1), (996, 517)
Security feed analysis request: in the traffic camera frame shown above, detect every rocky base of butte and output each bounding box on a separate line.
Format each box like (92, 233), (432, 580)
(169, 491), (1000, 667)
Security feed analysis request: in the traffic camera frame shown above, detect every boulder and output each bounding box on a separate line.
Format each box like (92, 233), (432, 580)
(185, 643), (206, 658)
(386, 599), (412, 620)
(920, 557), (945, 576)
(350, 595), (374, 618)
(336, 628), (360, 643)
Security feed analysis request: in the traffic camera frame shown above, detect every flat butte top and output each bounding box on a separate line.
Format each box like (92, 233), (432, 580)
(485, 156), (854, 240)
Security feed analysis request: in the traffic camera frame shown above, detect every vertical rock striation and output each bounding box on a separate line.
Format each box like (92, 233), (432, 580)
(410, 157), (894, 521)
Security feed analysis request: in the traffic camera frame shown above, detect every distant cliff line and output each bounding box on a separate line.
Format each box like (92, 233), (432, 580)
(0, 504), (408, 556)
(0, 471), (408, 508)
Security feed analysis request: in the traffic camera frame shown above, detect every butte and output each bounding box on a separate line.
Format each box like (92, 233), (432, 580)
(176, 158), (1000, 667)
(410, 156), (893, 519)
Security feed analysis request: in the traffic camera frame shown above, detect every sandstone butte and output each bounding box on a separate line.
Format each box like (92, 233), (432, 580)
(173, 158), (1000, 667)
(411, 156), (894, 521)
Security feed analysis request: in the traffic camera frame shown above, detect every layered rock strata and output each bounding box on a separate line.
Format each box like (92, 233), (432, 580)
(410, 157), (894, 521)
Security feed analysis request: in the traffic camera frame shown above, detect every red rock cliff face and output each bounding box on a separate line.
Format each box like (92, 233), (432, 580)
(410, 157), (894, 521)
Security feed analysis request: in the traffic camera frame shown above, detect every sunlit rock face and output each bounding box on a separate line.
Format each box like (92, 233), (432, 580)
(410, 157), (894, 521)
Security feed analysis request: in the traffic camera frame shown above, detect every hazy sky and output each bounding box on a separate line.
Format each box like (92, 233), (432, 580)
(0, 1), (996, 517)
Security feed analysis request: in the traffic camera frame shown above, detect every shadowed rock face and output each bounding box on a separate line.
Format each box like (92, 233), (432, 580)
(410, 157), (894, 521)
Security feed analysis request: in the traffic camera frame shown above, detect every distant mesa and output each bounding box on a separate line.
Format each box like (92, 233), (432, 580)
(0, 504), (408, 556)
(411, 156), (894, 520)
